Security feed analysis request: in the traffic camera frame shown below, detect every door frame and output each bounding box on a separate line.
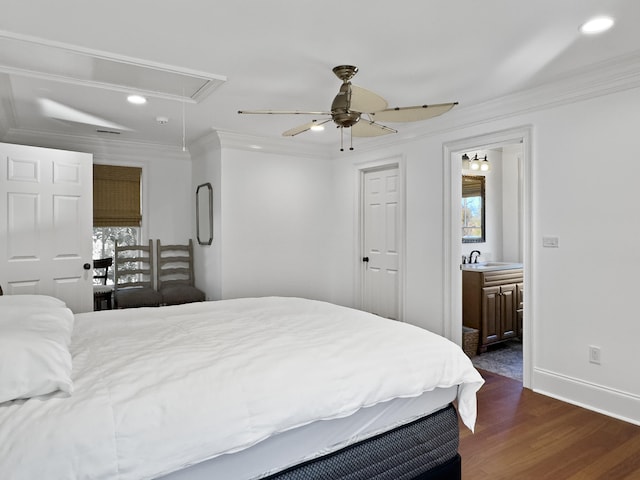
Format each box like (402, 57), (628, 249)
(443, 126), (534, 388)
(356, 155), (406, 321)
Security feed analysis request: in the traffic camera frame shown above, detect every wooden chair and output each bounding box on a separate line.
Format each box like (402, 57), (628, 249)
(156, 239), (205, 305)
(114, 240), (162, 308)
(93, 257), (113, 310)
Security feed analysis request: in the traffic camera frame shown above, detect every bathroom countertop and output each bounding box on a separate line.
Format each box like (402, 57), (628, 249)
(462, 262), (523, 272)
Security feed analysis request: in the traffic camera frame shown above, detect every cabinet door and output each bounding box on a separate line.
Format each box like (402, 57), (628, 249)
(500, 283), (517, 340)
(516, 283), (524, 337)
(481, 286), (501, 346)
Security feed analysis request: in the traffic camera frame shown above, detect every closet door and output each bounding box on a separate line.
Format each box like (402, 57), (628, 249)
(0, 142), (93, 313)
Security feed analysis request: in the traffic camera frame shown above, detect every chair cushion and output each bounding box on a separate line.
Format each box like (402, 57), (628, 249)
(160, 285), (205, 305)
(115, 287), (162, 308)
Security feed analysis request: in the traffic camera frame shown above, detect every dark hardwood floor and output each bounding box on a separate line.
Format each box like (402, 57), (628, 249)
(459, 369), (640, 479)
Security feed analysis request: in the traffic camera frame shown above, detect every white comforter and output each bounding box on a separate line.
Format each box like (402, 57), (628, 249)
(0, 297), (483, 480)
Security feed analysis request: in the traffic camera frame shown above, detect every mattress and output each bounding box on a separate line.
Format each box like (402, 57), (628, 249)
(160, 386), (458, 479)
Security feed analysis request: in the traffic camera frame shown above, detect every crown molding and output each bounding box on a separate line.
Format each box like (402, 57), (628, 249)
(189, 129), (222, 157)
(216, 130), (330, 159)
(1, 127), (191, 162)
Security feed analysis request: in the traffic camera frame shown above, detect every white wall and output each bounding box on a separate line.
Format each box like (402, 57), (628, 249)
(215, 147), (334, 301)
(190, 134), (223, 300)
(529, 89), (640, 421)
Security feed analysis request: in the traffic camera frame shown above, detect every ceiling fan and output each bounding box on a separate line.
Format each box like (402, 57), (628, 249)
(238, 65), (458, 151)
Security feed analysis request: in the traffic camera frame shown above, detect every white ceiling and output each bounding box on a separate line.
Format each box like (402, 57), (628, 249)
(1, 0), (639, 153)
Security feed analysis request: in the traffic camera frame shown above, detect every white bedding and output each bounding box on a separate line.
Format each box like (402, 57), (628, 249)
(0, 296), (484, 480)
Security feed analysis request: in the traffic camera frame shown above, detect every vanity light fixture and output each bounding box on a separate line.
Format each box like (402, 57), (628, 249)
(462, 153), (489, 172)
(127, 94), (147, 105)
(580, 16), (614, 35)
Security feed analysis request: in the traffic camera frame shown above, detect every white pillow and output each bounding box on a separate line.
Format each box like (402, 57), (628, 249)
(0, 294), (66, 308)
(0, 306), (74, 403)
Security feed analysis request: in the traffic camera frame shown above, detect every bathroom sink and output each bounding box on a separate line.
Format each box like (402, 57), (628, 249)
(462, 261), (523, 271)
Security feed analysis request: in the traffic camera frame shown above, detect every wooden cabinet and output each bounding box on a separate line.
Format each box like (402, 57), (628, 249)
(463, 268), (523, 353)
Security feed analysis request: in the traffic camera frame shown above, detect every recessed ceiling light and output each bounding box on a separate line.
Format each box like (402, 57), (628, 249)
(127, 94), (147, 105)
(310, 124), (325, 132)
(580, 16), (614, 35)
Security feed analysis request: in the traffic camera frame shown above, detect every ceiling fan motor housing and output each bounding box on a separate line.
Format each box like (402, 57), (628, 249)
(331, 82), (360, 128)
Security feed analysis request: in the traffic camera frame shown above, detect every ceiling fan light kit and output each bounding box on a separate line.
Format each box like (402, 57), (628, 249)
(238, 65), (458, 151)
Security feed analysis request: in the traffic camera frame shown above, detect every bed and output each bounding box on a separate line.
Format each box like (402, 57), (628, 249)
(0, 295), (484, 480)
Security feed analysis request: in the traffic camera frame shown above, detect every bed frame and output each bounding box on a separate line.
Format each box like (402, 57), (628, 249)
(263, 404), (461, 480)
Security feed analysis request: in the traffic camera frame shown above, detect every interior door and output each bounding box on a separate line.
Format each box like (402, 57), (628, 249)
(0, 142), (94, 313)
(362, 166), (400, 320)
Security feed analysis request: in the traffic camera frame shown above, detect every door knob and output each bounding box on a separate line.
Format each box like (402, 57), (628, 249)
(362, 256), (369, 262)
(83, 263), (91, 270)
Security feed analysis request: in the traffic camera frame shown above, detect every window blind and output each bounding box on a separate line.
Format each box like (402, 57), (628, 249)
(93, 165), (142, 227)
(462, 175), (484, 198)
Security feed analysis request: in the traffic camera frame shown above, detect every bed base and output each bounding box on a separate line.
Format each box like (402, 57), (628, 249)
(263, 404), (460, 480)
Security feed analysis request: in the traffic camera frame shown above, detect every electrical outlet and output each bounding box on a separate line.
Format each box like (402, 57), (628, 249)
(589, 346), (601, 365)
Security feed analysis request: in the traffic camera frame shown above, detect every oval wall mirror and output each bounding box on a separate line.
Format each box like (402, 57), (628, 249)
(196, 182), (213, 245)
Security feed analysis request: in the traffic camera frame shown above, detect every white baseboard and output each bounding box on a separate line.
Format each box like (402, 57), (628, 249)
(533, 368), (640, 426)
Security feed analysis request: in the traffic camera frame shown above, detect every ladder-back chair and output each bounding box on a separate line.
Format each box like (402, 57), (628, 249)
(156, 239), (205, 305)
(114, 240), (162, 308)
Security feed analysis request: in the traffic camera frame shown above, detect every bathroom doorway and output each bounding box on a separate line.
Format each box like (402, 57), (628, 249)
(443, 127), (533, 388)
(461, 144), (523, 381)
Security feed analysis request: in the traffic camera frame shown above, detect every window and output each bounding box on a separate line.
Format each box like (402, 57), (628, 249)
(93, 165), (142, 283)
(462, 175), (485, 243)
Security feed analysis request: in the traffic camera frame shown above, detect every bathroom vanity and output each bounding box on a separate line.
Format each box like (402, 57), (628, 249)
(462, 263), (523, 354)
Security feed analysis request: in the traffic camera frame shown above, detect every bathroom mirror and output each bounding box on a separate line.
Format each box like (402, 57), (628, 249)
(462, 175), (485, 243)
(196, 182), (213, 245)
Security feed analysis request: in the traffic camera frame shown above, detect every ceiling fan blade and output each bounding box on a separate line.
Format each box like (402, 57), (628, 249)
(238, 109), (330, 115)
(283, 118), (332, 137)
(351, 120), (397, 137)
(38, 98), (132, 131)
(350, 85), (388, 113)
(369, 102), (458, 122)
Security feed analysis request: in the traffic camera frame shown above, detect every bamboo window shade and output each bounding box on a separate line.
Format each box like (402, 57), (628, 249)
(93, 165), (142, 227)
(462, 175), (484, 198)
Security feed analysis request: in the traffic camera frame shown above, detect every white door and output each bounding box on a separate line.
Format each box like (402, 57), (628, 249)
(362, 166), (400, 319)
(0, 143), (93, 313)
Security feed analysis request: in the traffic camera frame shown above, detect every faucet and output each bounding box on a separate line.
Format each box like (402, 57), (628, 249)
(469, 250), (481, 264)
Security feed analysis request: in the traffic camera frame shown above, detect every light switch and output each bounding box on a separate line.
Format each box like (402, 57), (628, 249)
(542, 236), (559, 248)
